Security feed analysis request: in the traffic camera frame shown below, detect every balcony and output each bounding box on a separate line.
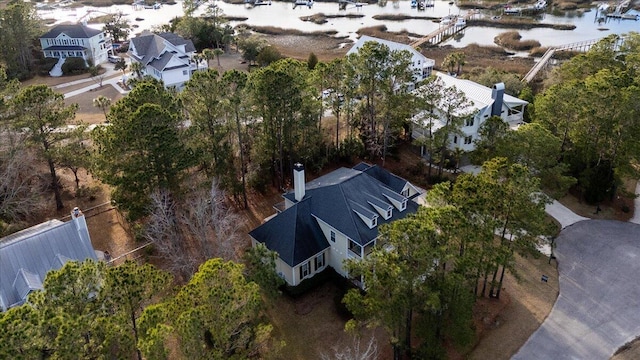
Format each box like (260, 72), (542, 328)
(348, 248), (361, 259)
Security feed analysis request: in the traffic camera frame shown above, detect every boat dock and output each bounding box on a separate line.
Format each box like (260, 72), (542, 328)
(522, 37), (624, 82)
(410, 11), (477, 47)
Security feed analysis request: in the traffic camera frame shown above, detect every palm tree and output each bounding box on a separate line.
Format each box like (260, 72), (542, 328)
(202, 48), (215, 68)
(192, 54), (203, 71)
(114, 58), (128, 76)
(454, 52), (466, 75)
(93, 95), (112, 122)
(442, 54), (456, 75)
(130, 61), (144, 78)
(213, 48), (224, 67)
(451, 147), (465, 174)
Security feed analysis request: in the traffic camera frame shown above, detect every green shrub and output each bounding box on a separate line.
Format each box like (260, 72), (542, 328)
(38, 57), (59, 76)
(61, 57), (88, 75)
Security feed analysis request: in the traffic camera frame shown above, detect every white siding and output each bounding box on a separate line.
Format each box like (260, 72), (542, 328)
(276, 257), (294, 286)
(162, 68), (191, 88)
(314, 216), (350, 278)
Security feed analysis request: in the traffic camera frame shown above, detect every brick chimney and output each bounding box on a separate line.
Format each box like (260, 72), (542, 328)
(491, 82), (505, 117)
(293, 163), (305, 202)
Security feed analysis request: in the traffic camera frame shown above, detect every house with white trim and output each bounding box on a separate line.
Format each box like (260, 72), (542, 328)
(249, 163), (422, 288)
(412, 71), (528, 153)
(40, 24), (113, 65)
(347, 35), (435, 84)
(128, 32), (205, 89)
(0, 208), (98, 312)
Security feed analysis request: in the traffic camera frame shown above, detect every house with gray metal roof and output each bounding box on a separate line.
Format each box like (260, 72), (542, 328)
(0, 208), (97, 311)
(412, 71), (528, 153)
(249, 163), (422, 288)
(129, 31), (205, 89)
(40, 24), (113, 74)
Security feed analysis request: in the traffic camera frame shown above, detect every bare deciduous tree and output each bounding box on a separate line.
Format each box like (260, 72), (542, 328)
(180, 178), (241, 261)
(320, 334), (379, 360)
(0, 134), (47, 231)
(145, 179), (244, 278)
(146, 189), (198, 277)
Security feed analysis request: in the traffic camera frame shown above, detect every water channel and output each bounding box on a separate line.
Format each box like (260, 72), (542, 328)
(38, 0), (640, 50)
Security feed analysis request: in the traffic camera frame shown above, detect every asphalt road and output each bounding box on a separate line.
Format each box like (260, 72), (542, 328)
(513, 220), (640, 359)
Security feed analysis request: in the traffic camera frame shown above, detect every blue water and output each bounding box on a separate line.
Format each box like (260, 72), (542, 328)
(40, 0), (640, 48)
(446, 8), (640, 48)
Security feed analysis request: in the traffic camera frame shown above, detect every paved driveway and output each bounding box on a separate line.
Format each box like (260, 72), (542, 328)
(513, 220), (640, 360)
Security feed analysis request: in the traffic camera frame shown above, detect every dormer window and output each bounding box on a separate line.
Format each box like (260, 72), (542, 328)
(351, 201), (379, 229)
(381, 188), (408, 212)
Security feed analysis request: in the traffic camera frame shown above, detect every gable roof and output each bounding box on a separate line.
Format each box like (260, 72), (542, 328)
(435, 72), (528, 112)
(250, 164), (420, 267)
(41, 24), (102, 39)
(0, 216), (97, 311)
(130, 32), (195, 67)
(347, 35), (430, 63)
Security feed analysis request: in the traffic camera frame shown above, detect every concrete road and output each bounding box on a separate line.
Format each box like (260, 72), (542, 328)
(545, 199), (589, 229)
(513, 220), (640, 360)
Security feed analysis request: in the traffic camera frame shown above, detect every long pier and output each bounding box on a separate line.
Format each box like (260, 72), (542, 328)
(410, 11), (477, 48)
(521, 37), (621, 83)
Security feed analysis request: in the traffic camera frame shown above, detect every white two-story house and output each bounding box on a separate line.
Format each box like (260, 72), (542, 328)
(412, 71), (528, 153)
(40, 24), (112, 65)
(347, 35), (435, 85)
(249, 163), (422, 288)
(129, 32), (205, 89)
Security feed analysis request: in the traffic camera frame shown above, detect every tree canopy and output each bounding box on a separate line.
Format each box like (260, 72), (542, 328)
(138, 258), (275, 359)
(92, 80), (194, 220)
(534, 33), (640, 203)
(0, 1), (43, 79)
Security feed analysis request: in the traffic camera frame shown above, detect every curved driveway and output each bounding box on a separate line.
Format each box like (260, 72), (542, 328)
(513, 220), (640, 359)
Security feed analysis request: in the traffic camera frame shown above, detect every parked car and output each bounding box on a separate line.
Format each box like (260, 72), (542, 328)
(108, 55), (121, 64)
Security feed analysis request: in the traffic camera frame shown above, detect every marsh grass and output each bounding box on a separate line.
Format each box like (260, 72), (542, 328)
(249, 25), (337, 36)
(300, 12), (365, 25)
(494, 31), (541, 51)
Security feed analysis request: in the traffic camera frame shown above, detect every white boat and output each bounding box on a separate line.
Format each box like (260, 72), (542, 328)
(533, 0), (547, 10)
(143, 2), (161, 9)
(455, 16), (466, 27)
(411, 0), (417, 8)
(441, 14), (455, 25)
(504, 6), (522, 14)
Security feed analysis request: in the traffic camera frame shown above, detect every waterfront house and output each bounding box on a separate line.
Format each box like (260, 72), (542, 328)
(40, 24), (113, 75)
(412, 71), (528, 153)
(249, 163), (422, 288)
(347, 35), (435, 84)
(129, 32), (205, 89)
(0, 208), (97, 312)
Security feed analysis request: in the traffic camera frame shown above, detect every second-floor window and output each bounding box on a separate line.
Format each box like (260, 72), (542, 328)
(465, 118), (474, 127)
(330, 231), (336, 242)
(464, 136), (473, 145)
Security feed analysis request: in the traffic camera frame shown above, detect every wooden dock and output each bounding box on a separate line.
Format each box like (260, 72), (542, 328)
(410, 11), (477, 48)
(521, 38), (619, 83)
